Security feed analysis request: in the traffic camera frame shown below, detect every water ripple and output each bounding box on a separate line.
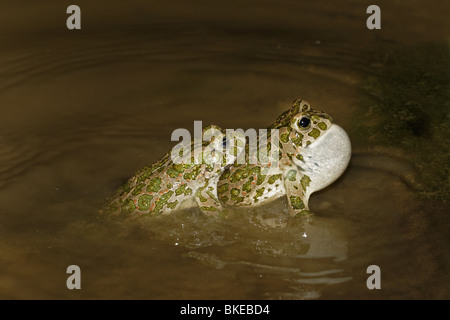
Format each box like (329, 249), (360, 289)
(0, 23), (372, 92)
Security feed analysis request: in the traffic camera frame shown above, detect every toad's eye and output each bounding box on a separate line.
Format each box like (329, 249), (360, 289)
(298, 117), (311, 129)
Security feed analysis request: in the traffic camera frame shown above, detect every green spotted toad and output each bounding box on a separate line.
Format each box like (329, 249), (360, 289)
(106, 99), (351, 217)
(217, 99), (351, 216)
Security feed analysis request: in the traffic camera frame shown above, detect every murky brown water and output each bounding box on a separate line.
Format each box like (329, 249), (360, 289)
(0, 0), (449, 299)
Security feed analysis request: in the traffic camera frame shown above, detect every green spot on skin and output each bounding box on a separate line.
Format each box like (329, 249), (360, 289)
(289, 196), (305, 210)
(268, 174), (282, 184)
(146, 177), (162, 192)
(121, 198), (136, 214)
(252, 166), (261, 174)
(131, 183), (145, 196)
(230, 168), (245, 183)
(256, 174), (266, 185)
(308, 128), (321, 139)
(153, 191), (174, 213)
(280, 132), (290, 143)
(219, 170), (230, 181)
(138, 194), (153, 211)
(243, 165), (254, 177)
(183, 165), (202, 180)
(184, 187), (193, 196)
(220, 195), (229, 203)
(231, 188), (240, 196)
(251, 166), (266, 185)
(136, 167), (153, 183)
(242, 179), (253, 193)
(218, 183), (229, 195)
(253, 187), (265, 202)
(230, 188), (244, 203)
(292, 100), (301, 113)
(311, 115), (320, 123)
(167, 200), (179, 209)
(183, 172), (192, 180)
(196, 187), (208, 203)
(291, 134), (303, 147)
(296, 154), (305, 162)
(286, 169), (297, 181)
(175, 184), (187, 195)
(318, 122), (328, 130)
(300, 175), (311, 191)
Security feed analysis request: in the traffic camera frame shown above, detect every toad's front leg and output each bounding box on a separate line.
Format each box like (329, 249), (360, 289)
(194, 178), (225, 215)
(283, 166), (312, 216)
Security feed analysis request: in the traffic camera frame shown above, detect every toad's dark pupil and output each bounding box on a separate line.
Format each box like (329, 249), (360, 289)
(298, 117), (310, 128)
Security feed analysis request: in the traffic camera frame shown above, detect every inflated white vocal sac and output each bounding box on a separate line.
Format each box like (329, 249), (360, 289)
(294, 124), (352, 201)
